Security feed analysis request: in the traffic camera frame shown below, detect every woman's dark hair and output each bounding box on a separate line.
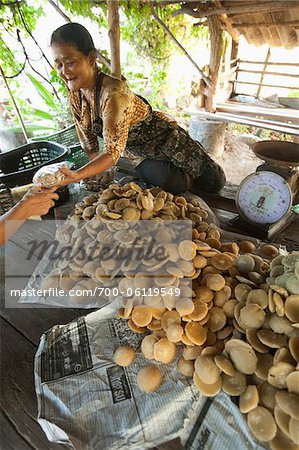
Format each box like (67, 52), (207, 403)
(50, 23), (96, 56)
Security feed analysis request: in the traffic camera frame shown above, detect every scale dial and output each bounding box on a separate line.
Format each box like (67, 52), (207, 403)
(236, 171), (292, 225)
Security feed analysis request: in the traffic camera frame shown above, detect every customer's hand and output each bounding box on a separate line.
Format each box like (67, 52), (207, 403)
(59, 166), (80, 186)
(20, 186), (59, 217)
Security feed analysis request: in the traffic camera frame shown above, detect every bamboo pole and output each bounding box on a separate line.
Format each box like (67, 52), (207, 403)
(152, 11), (212, 87)
(108, 0), (121, 79)
(0, 65), (29, 142)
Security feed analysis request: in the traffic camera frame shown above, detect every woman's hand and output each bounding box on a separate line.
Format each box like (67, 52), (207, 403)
(58, 166), (80, 186)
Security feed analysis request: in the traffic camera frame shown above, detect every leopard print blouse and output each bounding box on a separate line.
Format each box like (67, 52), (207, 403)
(68, 70), (176, 165)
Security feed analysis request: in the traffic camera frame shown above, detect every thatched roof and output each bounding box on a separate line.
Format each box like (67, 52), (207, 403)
(172, 0), (299, 49)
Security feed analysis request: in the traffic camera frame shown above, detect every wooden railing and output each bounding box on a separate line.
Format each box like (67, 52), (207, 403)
(232, 59), (299, 94)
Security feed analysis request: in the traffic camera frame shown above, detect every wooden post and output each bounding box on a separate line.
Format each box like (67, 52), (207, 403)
(205, 15), (223, 112)
(257, 47), (271, 98)
(0, 65), (29, 142)
(108, 0), (121, 79)
(230, 39), (239, 96)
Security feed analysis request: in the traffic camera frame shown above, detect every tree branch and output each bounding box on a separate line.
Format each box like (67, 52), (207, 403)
(16, 28), (60, 100)
(47, 0), (71, 22)
(16, 3), (54, 70)
(152, 10), (212, 87)
(172, 5), (202, 17)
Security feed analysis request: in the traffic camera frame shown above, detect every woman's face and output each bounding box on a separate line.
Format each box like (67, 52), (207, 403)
(51, 42), (96, 91)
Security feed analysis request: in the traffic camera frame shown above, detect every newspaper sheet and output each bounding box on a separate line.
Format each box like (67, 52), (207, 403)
(35, 304), (266, 450)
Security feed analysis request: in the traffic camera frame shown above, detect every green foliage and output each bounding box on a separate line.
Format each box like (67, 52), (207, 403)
(1, 0), (215, 125)
(190, 24), (209, 45)
(26, 73), (73, 131)
(0, 1), (44, 76)
(5, 121), (56, 134)
(148, 69), (168, 109)
(50, 69), (68, 97)
(58, 0), (108, 27)
(288, 90), (299, 98)
(26, 72), (57, 109)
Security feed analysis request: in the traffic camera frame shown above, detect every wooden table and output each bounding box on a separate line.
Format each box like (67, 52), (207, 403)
(1, 179), (298, 450)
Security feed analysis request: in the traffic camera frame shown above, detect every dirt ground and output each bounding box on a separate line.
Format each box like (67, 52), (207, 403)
(173, 113), (264, 184)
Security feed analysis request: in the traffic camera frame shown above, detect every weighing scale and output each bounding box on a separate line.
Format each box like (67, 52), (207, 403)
(233, 141), (299, 240)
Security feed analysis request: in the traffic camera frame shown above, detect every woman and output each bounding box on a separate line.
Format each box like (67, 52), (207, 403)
(51, 23), (226, 195)
(0, 187), (58, 246)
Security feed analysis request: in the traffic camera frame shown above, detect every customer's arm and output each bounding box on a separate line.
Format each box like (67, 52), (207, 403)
(0, 187), (59, 246)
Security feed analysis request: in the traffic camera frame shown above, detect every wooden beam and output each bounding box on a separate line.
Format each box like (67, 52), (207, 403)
(152, 11), (212, 87)
(217, 103), (299, 123)
(108, 0), (121, 79)
(235, 80), (299, 90)
(151, 0), (204, 5)
(195, 19), (299, 28)
(234, 20), (299, 28)
(193, 110), (299, 136)
(238, 68), (299, 78)
(239, 60), (299, 67)
(213, 0), (239, 42)
(174, 2), (299, 19)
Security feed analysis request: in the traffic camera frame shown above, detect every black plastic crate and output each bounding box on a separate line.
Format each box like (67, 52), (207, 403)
(0, 141), (69, 214)
(0, 141), (69, 188)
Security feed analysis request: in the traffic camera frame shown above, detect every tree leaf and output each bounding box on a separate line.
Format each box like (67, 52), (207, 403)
(31, 109), (54, 121)
(3, 122), (56, 133)
(26, 73), (57, 109)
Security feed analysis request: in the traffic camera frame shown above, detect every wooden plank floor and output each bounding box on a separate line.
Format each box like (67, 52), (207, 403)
(1, 178), (298, 450)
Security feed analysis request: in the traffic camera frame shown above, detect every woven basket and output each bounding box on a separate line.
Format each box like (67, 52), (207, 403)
(31, 124), (79, 147)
